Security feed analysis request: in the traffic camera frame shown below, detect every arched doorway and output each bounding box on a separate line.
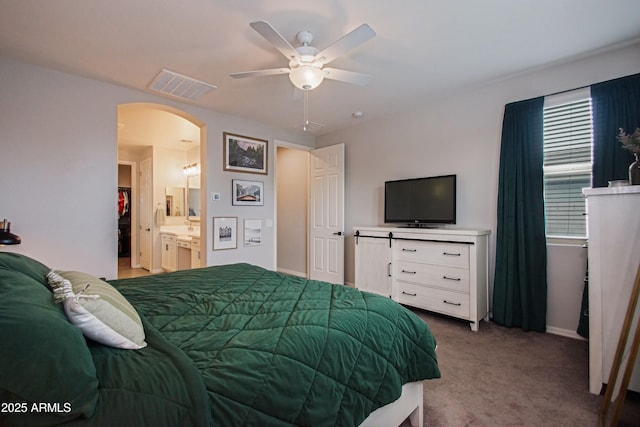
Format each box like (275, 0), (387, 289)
(117, 103), (206, 277)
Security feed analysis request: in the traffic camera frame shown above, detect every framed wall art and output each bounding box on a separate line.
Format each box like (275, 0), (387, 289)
(212, 217), (237, 250)
(232, 179), (264, 206)
(243, 219), (262, 246)
(223, 132), (268, 175)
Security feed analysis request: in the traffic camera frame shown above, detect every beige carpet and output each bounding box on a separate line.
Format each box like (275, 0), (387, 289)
(412, 309), (640, 426)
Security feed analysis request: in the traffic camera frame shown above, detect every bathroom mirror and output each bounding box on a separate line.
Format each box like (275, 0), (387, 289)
(187, 175), (201, 220)
(165, 186), (185, 216)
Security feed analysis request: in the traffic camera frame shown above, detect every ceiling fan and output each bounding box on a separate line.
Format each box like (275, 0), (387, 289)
(230, 21), (376, 91)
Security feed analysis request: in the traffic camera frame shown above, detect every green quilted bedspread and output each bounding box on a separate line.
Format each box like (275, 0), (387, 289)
(111, 263), (440, 427)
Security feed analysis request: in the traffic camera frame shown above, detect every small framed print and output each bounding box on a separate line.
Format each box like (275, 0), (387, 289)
(212, 217), (237, 250)
(223, 132), (268, 175)
(244, 219), (262, 247)
(232, 179), (264, 206)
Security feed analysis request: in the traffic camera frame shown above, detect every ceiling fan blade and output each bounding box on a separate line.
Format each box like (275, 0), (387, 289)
(323, 68), (372, 86)
(250, 21), (300, 60)
(230, 68), (290, 79)
(315, 24), (376, 66)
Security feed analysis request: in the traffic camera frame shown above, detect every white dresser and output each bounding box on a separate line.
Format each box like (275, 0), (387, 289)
(354, 227), (490, 331)
(583, 186), (640, 394)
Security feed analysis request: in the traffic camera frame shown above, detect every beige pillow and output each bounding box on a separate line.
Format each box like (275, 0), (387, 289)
(47, 270), (147, 349)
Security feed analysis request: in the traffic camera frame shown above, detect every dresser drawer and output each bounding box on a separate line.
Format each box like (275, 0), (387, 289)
(396, 282), (470, 319)
(395, 240), (469, 268)
(396, 261), (469, 293)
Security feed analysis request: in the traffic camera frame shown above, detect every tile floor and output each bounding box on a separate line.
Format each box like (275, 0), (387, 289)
(118, 257), (152, 279)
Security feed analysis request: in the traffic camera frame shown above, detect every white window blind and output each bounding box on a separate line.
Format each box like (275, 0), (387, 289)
(543, 91), (592, 238)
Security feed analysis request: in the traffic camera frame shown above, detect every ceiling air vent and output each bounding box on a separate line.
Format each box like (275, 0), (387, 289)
(148, 69), (217, 101)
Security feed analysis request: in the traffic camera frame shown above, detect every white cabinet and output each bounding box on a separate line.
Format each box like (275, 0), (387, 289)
(583, 186), (640, 394)
(161, 233), (177, 272)
(191, 237), (201, 268)
(177, 237), (192, 271)
(354, 230), (393, 297)
(354, 227), (490, 331)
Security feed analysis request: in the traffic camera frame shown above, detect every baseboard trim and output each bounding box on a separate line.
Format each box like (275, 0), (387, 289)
(546, 326), (587, 341)
(486, 315), (586, 340)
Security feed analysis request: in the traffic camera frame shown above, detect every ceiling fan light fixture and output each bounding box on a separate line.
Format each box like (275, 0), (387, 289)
(289, 66), (324, 90)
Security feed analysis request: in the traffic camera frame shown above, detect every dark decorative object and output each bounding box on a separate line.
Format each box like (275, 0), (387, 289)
(617, 128), (640, 185)
(630, 153), (640, 185)
(0, 219), (21, 245)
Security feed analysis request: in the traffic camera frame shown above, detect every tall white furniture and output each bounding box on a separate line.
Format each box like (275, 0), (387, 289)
(583, 186), (640, 394)
(354, 227), (490, 331)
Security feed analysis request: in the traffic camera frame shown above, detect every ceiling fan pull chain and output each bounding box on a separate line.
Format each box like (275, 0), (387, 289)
(303, 89), (309, 131)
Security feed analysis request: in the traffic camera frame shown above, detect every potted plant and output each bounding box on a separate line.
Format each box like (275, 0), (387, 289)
(617, 127), (640, 185)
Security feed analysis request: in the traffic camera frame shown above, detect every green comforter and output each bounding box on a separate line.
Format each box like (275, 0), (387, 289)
(110, 263), (440, 426)
(0, 253), (213, 427)
(0, 253), (439, 427)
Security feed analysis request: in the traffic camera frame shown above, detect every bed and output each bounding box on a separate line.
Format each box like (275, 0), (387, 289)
(0, 253), (440, 426)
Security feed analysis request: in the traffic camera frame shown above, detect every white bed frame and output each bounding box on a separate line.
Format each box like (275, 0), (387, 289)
(359, 381), (423, 427)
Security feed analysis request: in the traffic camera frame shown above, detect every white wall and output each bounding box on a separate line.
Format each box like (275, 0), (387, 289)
(276, 146), (309, 276)
(317, 41), (640, 334)
(546, 243), (588, 337)
(0, 55), (314, 279)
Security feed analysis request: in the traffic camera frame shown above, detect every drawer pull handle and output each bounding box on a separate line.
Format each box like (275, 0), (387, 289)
(443, 300), (461, 306)
(402, 269), (417, 274)
(402, 248), (417, 252)
(443, 276), (461, 281)
(443, 252), (461, 256)
(402, 291), (417, 296)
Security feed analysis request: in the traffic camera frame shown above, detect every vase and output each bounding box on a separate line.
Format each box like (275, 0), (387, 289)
(631, 153), (640, 185)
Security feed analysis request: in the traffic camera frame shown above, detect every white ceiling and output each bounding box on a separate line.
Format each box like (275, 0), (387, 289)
(2, 0), (639, 136)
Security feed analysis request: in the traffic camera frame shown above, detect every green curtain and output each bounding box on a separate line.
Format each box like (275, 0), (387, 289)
(592, 73), (640, 187)
(493, 97), (547, 332)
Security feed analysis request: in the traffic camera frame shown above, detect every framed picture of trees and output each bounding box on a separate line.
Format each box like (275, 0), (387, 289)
(223, 132), (268, 175)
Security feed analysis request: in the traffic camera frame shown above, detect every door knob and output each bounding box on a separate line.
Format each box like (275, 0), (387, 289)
(333, 231), (343, 236)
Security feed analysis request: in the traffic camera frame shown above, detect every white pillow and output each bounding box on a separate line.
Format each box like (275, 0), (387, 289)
(47, 270), (147, 349)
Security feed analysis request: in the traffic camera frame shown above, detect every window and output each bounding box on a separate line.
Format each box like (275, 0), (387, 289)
(543, 88), (592, 238)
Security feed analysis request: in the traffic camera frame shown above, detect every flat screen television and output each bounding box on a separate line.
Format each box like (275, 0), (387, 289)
(384, 174), (456, 226)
